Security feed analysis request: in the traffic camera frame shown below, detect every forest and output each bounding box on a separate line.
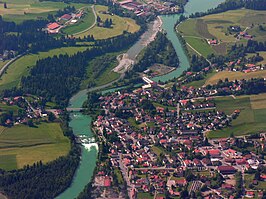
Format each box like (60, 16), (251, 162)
(19, 31), (143, 107)
(0, 16), (78, 55)
(0, 113), (81, 199)
(134, 32), (179, 72)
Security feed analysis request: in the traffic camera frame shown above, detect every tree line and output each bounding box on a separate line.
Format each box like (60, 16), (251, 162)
(189, 0), (266, 18)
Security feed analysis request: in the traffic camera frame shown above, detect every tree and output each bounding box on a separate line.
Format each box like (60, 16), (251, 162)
(4, 2), (7, 9)
(27, 119), (34, 127)
(48, 112), (56, 122)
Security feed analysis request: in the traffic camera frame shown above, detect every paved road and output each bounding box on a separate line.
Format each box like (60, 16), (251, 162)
(73, 5), (97, 36)
(0, 53), (25, 77)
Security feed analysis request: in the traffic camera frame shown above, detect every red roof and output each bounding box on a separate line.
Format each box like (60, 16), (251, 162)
(61, 14), (72, 20)
(47, 22), (60, 30)
(104, 176), (111, 187)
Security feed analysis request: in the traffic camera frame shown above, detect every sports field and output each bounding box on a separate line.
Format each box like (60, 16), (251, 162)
(74, 5), (140, 39)
(177, 9), (266, 57)
(207, 94), (266, 139)
(0, 122), (70, 170)
(61, 6), (95, 35)
(0, 46), (88, 91)
(1, 0), (88, 23)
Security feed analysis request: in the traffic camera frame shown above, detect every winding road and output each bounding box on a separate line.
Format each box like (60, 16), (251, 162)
(73, 5), (97, 36)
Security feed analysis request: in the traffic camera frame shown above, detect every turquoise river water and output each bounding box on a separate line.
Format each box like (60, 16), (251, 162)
(57, 0), (225, 198)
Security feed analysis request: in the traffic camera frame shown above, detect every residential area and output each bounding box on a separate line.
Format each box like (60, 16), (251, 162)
(88, 76), (266, 199)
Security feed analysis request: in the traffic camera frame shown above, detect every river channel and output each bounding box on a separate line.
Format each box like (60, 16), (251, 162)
(57, 0), (225, 198)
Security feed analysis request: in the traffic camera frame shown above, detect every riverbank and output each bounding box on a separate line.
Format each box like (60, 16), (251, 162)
(60, 1), (227, 198)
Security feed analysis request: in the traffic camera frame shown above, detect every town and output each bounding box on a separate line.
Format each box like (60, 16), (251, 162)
(88, 74), (266, 199)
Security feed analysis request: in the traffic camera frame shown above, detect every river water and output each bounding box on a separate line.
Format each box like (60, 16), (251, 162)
(57, 0), (225, 198)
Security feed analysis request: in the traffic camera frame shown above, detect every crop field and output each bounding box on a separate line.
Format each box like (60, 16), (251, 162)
(74, 5), (140, 39)
(0, 123), (70, 170)
(207, 94), (266, 139)
(61, 6), (95, 35)
(1, 0), (88, 23)
(0, 46), (88, 91)
(177, 9), (266, 57)
(204, 70), (266, 85)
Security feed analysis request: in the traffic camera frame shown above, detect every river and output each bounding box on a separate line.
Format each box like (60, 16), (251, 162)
(57, 0), (225, 198)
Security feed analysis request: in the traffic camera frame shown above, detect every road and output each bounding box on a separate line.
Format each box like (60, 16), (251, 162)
(73, 5), (97, 36)
(0, 53), (25, 77)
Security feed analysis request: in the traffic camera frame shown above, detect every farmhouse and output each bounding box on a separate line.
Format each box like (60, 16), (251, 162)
(47, 22), (61, 34)
(60, 14), (72, 21)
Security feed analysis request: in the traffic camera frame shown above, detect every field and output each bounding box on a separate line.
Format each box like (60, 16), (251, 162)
(61, 6), (95, 35)
(207, 94), (266, 139)
(177, 9), (266, 57)
(184, 71), (216, 88)
(74, 5), (140, 39)
(204, 70), (266, 85)
(185, 37), (215, 58)
(0, 122), (70, 170)
(0, 61), (8, 70)
(1, 0), (88, 24)
(247, 51), (266, 65)
(0, 46), (88, 91)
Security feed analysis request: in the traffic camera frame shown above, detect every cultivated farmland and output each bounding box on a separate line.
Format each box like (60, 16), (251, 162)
(0, 122), (70, 170)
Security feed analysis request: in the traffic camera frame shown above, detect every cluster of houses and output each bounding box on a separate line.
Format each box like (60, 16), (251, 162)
(0, 96), (59, 126)
(226, 59), (265, 73)
(116, 0), (180, 17)
(88, 79), (266, 198)
(46, 10), (84, 34)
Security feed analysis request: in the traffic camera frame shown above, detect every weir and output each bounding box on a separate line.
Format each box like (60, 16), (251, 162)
(57, 0), (226, 198)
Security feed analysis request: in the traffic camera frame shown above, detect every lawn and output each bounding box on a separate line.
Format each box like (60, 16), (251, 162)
(0, 103), (22, 116)
(244, 174), (266, 191)
(0, 122), (70, 170)
(0, 61), (8, 70)
(0, 46), (88, 91)
(207, 95), (266, 139)
(205, 70), (266, 86)
(114, 168), (124, 184)
(184, 71), (216, 88)
(177, 19), (200, 37)
(61, 6), (95, 35)
(1, 0), (88, 24)
(185, 37), (215, 58)
(74, 5), (140, 39)
(137, 192), (154, 199)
